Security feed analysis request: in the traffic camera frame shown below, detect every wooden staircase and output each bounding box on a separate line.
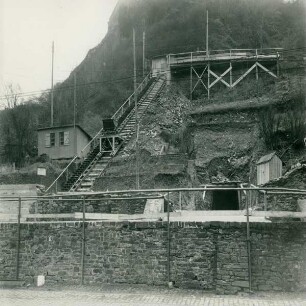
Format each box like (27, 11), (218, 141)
(76, 153), (112, 192)
(62, 146), (101, 191)
(117, 77), (165, 143)
(60, 76), (165, 192)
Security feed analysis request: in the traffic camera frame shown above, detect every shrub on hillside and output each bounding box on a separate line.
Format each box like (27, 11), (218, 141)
(284, 92), (306, 149)
(259, 92), (306, 150)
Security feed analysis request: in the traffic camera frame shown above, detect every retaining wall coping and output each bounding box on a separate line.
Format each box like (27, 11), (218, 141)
(1, 220), (305, 231)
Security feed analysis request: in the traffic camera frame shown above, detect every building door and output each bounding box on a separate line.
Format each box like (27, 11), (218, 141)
(212, 190), (239, 210)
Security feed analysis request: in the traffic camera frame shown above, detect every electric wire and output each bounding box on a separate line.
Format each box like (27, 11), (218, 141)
(0, 47), (304, 101)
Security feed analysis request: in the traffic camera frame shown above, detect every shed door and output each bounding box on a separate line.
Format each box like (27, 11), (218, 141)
(258, 164), (269, 185)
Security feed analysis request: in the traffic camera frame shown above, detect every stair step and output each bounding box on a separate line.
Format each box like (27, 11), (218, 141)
(88, 172), (101, 176)
(77, 188), (91, 192)
(81, 182), (93, 187)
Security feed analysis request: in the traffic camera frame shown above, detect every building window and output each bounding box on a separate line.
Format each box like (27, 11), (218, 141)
(50, 133), (55, 147)
(45, 132), (55, 147)
(59, 131), (70, 146)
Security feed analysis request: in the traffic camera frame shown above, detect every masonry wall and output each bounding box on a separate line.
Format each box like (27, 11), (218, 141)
(0, 221), (305, 294)
(263, 166), (306, 211)
(30, 198), (147, 215)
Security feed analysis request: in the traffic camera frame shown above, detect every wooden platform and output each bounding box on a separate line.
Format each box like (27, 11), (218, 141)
(168, 48), (282, 68)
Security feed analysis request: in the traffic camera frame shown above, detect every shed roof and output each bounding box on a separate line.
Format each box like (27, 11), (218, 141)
(256, 152), (279, 165)
(37, 124), (92, 139)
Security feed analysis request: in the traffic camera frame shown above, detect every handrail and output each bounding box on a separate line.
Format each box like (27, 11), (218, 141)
(45, 155), (78, 193)
(69, 151), (103, 192)
(112, 72), (152, 124)
(80, 126), (104, 156)
(45, 72), (153, 194)
(168, 48), (283, 64)
(45, 127), (105, 193)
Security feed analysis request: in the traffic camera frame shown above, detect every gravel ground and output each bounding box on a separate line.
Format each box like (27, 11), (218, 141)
(1, 284), (305, 306)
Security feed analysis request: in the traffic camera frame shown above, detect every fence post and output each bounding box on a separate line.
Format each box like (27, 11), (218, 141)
(246, 193), (252, 293)
(179, 191), (182, 211)
(263, 191), (267, 211)
(166, 191), (171, 287)
(16, 197), (22, 280)
(81, 196), (86, 285)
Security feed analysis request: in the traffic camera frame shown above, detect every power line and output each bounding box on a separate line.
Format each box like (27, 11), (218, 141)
(0, 74), (143, 101)
(0, 48), (304, 101)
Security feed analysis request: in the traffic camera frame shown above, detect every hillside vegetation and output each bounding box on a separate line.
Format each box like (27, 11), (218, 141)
(0, 0), (305, 168)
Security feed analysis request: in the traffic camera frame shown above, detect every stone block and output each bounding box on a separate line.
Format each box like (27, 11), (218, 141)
(232, 280), (249, 288)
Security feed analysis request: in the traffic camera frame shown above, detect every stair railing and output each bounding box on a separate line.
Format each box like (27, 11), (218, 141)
(112, 71), (152, 125)
(69, 152), (101, 192)
(45, 126), (105, 193)
(45, 73), (153, 194)
(45, 155), (78, 193)
(69, 142), (108, 192)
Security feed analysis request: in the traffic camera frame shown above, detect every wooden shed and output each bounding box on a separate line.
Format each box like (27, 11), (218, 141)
(256, 152), (282, 185)
(37, 124), (92, 160)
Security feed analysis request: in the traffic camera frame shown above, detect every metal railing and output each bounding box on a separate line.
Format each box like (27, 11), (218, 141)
(45, 126), (105, 194)
(167, 48), (283, 65)
(111, 72), (152, 125)
(45, 73), (153, 194)
(1, 186), (305, 291)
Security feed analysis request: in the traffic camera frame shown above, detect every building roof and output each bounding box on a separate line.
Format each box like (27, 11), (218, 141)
(37, 124), (92, 139)
(256, 152), (279, 165)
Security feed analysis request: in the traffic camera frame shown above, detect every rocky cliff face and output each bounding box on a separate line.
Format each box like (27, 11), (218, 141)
(94, 84), (264, 197)
(46, 0), (305, 135)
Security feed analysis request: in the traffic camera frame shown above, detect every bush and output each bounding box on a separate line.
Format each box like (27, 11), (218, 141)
(259, 92), (306, 150)
(284, 92), (306, 149)
(259, 106), (282, 149)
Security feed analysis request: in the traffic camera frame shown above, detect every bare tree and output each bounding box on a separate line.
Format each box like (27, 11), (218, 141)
(2, 83), (22, 109)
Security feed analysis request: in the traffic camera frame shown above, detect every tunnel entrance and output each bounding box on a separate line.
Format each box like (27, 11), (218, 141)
(212, 190), (239, 210)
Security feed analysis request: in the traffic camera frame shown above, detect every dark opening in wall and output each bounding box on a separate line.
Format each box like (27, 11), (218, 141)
(212, 190), (239, 210)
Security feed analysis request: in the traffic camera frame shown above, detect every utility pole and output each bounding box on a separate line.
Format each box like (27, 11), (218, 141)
(142, 19), (146, 78)
(143, 30), (146, 78)
(133, 28), (140, 190)
(206, 10), (210, 100)
(206, 10), (209, 57)
(51, 41), (54, 126)
(73, 72), (77, 155)
(73, 72), (77, 128)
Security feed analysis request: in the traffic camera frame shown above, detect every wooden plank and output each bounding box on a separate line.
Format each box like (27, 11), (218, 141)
(256, 62), (277, 78)
(192, 66), (208, 92)
(209, 67), (231, 88)
(25, 213), (76, 219)
(74, 212), (181, 220)
(253, 211), (306, 218)
(231, 63), (257, 87)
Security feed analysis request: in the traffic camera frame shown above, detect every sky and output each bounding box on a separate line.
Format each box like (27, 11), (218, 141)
(0, 0), (118, 105)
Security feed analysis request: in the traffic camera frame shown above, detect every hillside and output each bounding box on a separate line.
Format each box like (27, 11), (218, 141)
(0, 0), (305, 171)
(39, 0), (306, 132)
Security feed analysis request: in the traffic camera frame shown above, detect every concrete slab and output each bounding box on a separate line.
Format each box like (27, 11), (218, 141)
(144, 198), (164, 214)
(0, 184), (38, 221)
(0, 280), (25, 288)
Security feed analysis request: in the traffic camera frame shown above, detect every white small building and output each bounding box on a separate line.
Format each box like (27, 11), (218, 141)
(37, 124), (92, 160)
(257, 152), (282, 185)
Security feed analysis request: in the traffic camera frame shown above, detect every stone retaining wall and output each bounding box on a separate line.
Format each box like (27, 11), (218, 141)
(0, 221), (305, 294)
(30, 198), (147, 215)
